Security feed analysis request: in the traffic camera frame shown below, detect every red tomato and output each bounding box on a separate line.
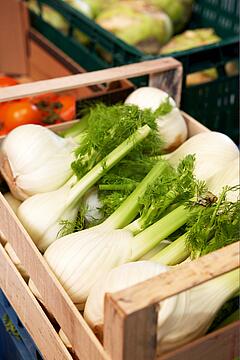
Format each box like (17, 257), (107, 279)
(35, 94), (76, 124)
(0, 76), (18, 87)
(55, 95), (76, 122)
(33, 92), (59, 103)
(0, 100), (42, 132)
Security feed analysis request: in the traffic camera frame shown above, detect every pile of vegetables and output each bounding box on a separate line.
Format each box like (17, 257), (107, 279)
(0, 76), (76, 136)
(27, 0), (223, 57)
(0, 86), (239, 353)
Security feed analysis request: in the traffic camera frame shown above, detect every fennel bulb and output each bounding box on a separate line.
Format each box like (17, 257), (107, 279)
(165, 131), (239, 181)
(17, 125), (151, 251)
(84, 261), (168, 332)
(44, 226), (133, 309)
(82, 187), (103, 224)
(43, 160), (171, 306)
(206, 157), (240, 202)
(0, 125), (75, 200)
(156, 269), (239, 353)
(84, 262), (239, 353)
(125, 87), (187, 151)
(153, 185), (240, 265)
(17, 177), (79, 252)
(44, 200), (191, 307)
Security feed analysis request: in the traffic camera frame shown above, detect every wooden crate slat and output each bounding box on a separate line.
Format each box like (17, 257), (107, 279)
(0, 243), (72, 360)
(0, 58), (182, 101)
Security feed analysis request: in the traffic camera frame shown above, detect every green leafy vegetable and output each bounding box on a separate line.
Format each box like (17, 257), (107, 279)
(71, 103), (162, 178)
(154, 97), (173, 117)
(126, 154), (202, 234)
(186, 186), (240, 258)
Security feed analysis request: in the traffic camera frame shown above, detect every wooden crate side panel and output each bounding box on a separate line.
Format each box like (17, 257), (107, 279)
(159, 321), (240, 360)
(0, 195), (108, 360)
(0, 244), (72, 360)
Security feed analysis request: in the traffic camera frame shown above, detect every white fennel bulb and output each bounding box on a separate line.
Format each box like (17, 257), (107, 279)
(206, 157), (240, 202)
(17, 125), (150, 251)
(17, 177), (79, 252)
(82, 187), (103, 224)
(166, 131), (239, 181)
(84, 261), (168, 332)
(0, 124), (75, 200)
(44, 225), (133, 309)
(125, 87), (187, 151)
(157, 269), (239, 353)
(84, 261), (239, 353)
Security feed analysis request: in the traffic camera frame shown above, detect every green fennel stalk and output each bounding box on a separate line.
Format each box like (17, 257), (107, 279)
(65, 125), (151, 208)
(125, 154), (200, 235)
(150, 186), (240, 265)
(69, 101), (173, 179)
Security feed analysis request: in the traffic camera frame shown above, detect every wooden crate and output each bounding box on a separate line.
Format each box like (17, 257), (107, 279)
(0, 58), (239, 360)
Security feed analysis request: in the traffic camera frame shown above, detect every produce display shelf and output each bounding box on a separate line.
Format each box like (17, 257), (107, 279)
(28, 0), (239, 142)
(0, 58), (239, 360)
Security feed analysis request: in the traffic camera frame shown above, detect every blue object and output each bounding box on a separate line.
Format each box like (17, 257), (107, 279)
(0, 289), (43, 360)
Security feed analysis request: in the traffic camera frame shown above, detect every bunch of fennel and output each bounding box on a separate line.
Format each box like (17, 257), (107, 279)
(69, 101), (169, 179)
(153, 162), (240, 266)
(40, 155), (202, 307)
(40, 127), (239, 306)
(84, 173), (239, 346)
(69, 128), (238, 233)
(17, 124), (151, 251)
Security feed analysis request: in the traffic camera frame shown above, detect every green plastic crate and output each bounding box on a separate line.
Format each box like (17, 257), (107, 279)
(30, 0), (239, 142)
